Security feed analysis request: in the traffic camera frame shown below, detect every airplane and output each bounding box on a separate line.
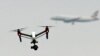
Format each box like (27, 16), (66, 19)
(11, 26), (52, 50)
(51, 10), (99, 25)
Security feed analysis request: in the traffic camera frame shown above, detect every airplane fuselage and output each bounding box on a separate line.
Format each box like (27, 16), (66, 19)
(51, 10), (99, 24)
(51, 16), (99, 24)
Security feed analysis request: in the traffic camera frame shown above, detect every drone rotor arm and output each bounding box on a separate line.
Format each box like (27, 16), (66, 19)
(21, 35), (33, 39)
(21, 33), (32, 37)
(35, 32), (46, 39)
(20, 33), (34, 40)
(35, 30), (46, 37)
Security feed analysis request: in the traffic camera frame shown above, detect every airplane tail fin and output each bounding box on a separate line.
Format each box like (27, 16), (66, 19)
(91, 10), (99, 19)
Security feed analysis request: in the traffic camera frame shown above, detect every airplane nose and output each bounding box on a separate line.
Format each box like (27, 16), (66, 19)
(51, 17), (55, 19)
(51, 17), (58, 20)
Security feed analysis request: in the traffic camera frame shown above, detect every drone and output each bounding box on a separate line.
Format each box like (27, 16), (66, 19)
(11, 26), (52, 50)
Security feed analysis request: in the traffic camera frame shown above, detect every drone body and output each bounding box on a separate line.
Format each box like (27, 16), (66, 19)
(12, 26), (52, 50)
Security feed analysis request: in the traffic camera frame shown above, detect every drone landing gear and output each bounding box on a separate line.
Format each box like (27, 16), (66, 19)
(31, 44), (38, 50)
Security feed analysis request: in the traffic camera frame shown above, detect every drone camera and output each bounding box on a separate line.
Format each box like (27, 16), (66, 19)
(31, 45), (38, 50)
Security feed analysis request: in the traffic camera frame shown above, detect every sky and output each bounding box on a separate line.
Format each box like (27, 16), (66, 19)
(0, 0), (100, 56)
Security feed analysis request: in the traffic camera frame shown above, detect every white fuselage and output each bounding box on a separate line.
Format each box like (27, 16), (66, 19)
(51, 16), (98, 24)
(51, 10), (99, 24)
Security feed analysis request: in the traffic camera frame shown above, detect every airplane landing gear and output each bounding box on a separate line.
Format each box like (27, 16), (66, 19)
(31, 44), (38, 50)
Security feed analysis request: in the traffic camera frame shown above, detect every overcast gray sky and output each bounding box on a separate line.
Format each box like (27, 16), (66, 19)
(0, 0), (100, 56)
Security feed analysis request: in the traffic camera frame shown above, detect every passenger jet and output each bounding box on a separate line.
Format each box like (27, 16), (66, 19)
(51, 10), (99, 25)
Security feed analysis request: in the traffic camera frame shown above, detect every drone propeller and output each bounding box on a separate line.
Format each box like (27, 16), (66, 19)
(40, 26), (54, 27)
(39, 26), (54, 39)
(11, 28), (27, 32)
(11, 27), (27, 42)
